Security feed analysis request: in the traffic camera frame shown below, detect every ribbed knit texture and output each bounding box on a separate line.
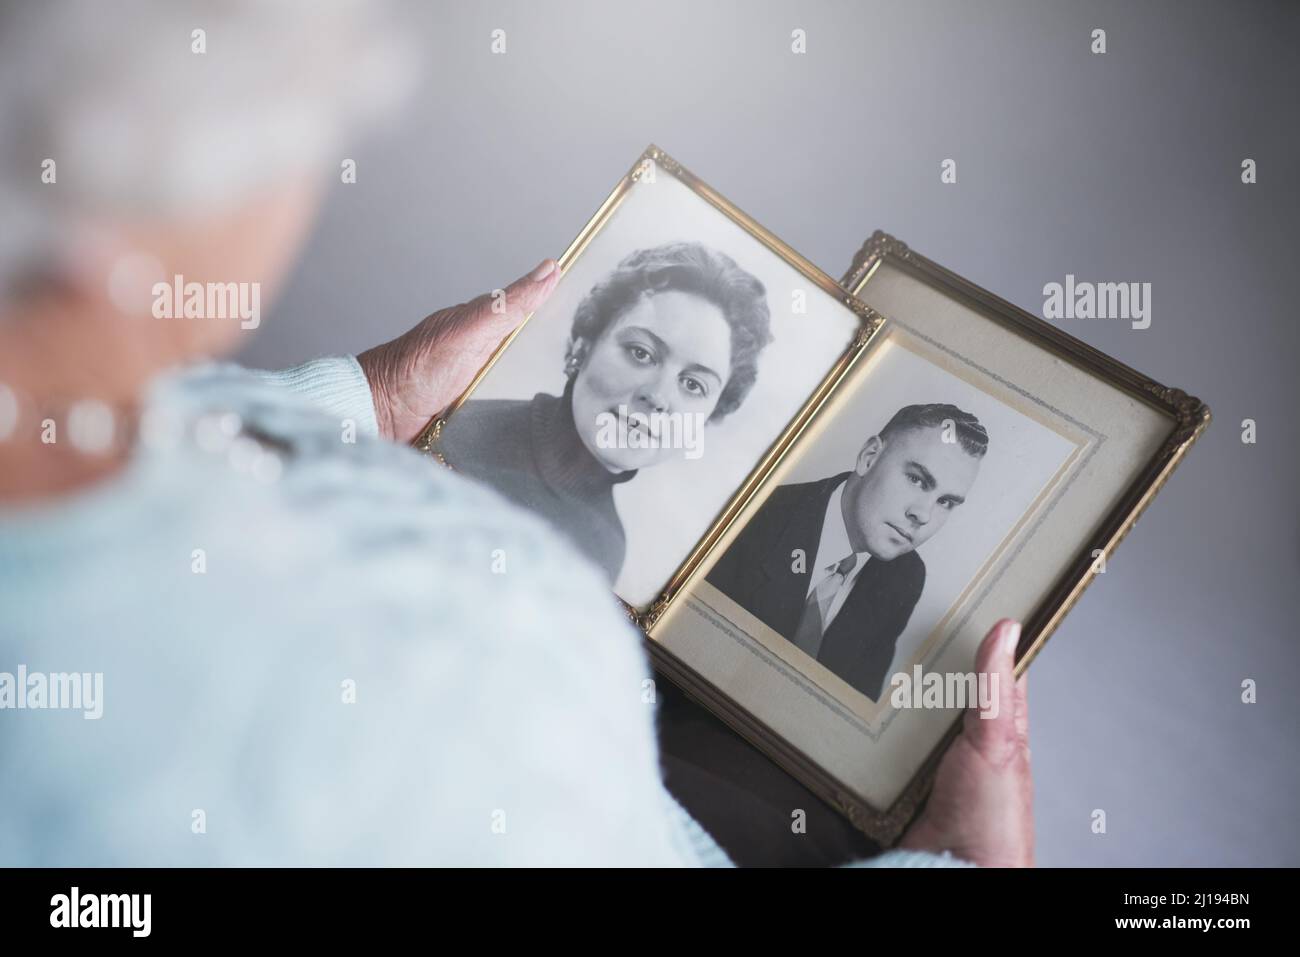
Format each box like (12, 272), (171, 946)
(248, 354), (380, 439)
(0, 356), (969, 868)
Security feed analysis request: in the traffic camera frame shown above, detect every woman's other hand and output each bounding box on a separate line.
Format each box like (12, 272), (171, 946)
(899, 618), (1035, 867)
(358, 259), (561, 443)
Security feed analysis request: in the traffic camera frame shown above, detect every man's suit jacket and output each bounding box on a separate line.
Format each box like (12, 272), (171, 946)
(705, 471), (925, 701)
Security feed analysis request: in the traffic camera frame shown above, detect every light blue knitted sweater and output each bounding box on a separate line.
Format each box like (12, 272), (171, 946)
(0, 357), (966, 867)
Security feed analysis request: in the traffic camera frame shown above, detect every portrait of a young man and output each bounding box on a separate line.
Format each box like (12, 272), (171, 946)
(705, 403), (989, 700)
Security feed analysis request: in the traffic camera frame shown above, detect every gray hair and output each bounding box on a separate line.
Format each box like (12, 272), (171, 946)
(0, 0), (415, 305)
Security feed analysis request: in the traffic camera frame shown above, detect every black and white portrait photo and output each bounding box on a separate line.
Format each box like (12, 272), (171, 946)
(435, 166), (861, 607)
(707, 401), (989, 700)
(702, 330), (1082, 704)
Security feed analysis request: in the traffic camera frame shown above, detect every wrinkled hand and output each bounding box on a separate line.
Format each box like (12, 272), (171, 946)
(357, 259), (561, 443)
(899, 618), (1035, 867)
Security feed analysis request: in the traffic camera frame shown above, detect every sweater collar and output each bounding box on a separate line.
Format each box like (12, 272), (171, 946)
(530, 379), (637, 499)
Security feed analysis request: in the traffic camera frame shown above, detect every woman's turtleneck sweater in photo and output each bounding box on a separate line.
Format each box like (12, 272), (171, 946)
(435, 378), (637, 582)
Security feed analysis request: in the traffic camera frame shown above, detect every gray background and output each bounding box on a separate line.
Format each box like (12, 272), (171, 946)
(238, 0), (1300, 866)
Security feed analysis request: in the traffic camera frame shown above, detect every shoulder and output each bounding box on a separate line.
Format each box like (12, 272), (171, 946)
(774, 471), (849, 504)
(758, 472), (846, 525)
(0, 370), (672, 864)
(436, 397), (540, 470)
(761, 477), (822, 513)
(444, 396), (536, 434)
(890, 549), (926, 595)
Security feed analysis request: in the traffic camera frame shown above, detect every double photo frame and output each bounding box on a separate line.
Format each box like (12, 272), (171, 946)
(412, 146), (1209, 844)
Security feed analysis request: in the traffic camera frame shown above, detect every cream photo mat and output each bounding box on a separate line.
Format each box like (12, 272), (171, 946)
(651, 259), (1175, 811)
(690, 326), (1087, 728)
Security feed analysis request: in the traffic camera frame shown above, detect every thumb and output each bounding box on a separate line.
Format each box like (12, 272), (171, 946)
(473, 258), (562, 331)
(962, 618), (1021, 762)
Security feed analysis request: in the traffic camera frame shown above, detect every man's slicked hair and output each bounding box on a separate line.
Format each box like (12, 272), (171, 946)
(877, 403), (989, 458)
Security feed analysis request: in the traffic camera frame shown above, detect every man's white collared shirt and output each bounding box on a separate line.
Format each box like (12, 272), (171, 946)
(804, 479), (871, 633)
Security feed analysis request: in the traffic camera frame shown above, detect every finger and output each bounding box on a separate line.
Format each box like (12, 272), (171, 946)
(963, 618), (1020, 762)
(1013, 671), (1029, 747)
(475, 258), (562, 329)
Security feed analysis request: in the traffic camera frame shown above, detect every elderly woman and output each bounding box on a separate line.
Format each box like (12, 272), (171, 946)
(0, 1), (1032, 867)
(437, 241), (773, 580)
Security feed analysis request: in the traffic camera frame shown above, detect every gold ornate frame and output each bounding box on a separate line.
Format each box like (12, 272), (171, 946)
(410, 144), (886, 625)
(409, 146), (1210, 847)
(842, 231), (1210, 677)
(629, 231), (1210, 847)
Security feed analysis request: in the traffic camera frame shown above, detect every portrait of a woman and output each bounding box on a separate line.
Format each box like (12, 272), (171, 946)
(436, 241), (774, 582)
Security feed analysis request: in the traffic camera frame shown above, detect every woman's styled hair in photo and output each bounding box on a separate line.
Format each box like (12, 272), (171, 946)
(879, 403), (990, 458)
(564, 241), (774, 421)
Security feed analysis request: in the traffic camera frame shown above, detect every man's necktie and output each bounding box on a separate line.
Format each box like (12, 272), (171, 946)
(791, 553), (858, 660)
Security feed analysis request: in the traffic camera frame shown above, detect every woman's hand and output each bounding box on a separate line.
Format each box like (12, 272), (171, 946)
(358, 259), (561, 443)
(899, 618), (1035, 867)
